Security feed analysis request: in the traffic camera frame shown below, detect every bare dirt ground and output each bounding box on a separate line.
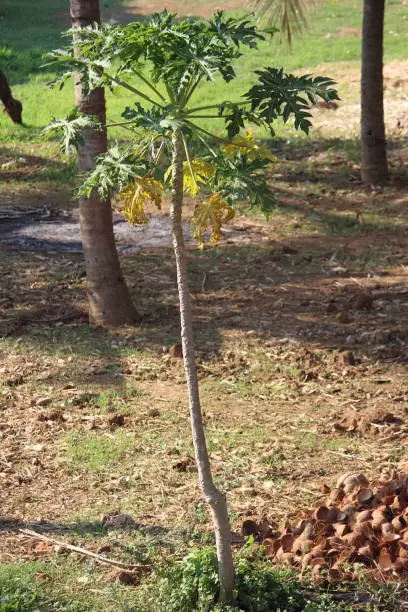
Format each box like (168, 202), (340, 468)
(106, 0), (247, 20)
(1, 126), (408, 580)
(310, 60), (408, 137)
(1, 10), (408, 593)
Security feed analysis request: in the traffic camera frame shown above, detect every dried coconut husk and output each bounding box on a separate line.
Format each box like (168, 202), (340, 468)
(310, 544), (326, 558)
(292, 519), (308, 536)
(302, 521), (315, 539)
(312, 563), (328, 584)
(329, 488), (345, 505)
(376, 485), (397, 504)
(381, 522), (395, 536)
(378, 548), (393, 571)
(392, 494), (406, 513)
(391, 558), (408, 575)
(356, 488), (374, 505)
(342, 504), (357, 520)
(353, 521), (374, 539)
(314, 505), (340, 524)
(280, 533), (295, 552)
(356, 510), (372, 523)
(342, 532), (366, 548)
(257, 518), (275, 539)
(357, 542), (373, 558)
(333, 523), (349, 537)
(337, 473), (369, 494)
(263, 538), (280, 557)
(380, 533), (400, 545)
(280, 552), (299, 566)
(256, 471), (408, 584)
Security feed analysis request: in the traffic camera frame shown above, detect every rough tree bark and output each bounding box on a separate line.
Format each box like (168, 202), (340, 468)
(70, 0), (137, 326)
(0, 69), (22, 124)
(169, 129), (235, 603)
(361, 0), (388, 185)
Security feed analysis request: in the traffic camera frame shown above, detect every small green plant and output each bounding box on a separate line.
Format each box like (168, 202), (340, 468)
(154, 544), (340, 611)
(157, 547), (220, 611)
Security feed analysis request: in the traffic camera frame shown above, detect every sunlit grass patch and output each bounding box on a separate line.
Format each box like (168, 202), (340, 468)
(64, 430), (136, 473)
(0, 557), (149, 611)
(0, 560), (94, 611)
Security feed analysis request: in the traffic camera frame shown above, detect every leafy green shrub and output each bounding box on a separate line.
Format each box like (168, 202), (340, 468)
(0, 588), (41, 612)
(157, 547), (220, 611)
(154, 545), (340, 611)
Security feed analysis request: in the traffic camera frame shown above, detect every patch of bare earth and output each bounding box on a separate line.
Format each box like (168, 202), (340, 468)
(310, 60), (408, 136)
(106, 0), (246, 21)
(1, 150), (408, 566)
(1, 64), (408, 586)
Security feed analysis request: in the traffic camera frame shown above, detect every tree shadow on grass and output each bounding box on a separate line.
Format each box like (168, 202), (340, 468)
(1, 225), (408, 375)
(0, 516), (169, 539)
(1, 131), (407, 380)
(0, 146), (76, 209)
(268, 135), (408, 190)
(0, 0), (205, 87)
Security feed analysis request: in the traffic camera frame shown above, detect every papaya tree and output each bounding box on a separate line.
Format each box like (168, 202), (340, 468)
(46, 10), (338, 603)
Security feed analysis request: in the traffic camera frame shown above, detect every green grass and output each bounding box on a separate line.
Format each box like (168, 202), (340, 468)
(0, 561), (91, 611)
(0, 558), (150, 611)
(1, 0), (406, 202)
(65, 430), (136, 472)
(1, 5), (407, 608)
(1, 0), (407, 144)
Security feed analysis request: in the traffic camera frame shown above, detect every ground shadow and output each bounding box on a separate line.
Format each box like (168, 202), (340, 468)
(0, 0), (207, 87)
(0, 517), (169, 539)
(1, 228), (408, 370)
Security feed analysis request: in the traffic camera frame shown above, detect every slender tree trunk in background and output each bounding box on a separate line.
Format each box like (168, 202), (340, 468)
(169, 130), (235, 604)
(360, 0), (388, 185)
(70, 0), (137, 326)
(0, 69), (22, 124)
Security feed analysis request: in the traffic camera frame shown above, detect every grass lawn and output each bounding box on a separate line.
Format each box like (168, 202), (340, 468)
(1, 0), (407, 143)
(1, 0), (408, 610)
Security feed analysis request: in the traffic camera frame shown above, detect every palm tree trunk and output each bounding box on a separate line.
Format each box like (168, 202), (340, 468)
(360, 0), (388, 185)
(169, 129), (234, 604)
(70, 0), (137, 326)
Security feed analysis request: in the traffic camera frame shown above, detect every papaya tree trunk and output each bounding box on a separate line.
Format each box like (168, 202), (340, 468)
(0, 69), (22, 124)
(70, 0), (137, 326)
(169, 129), (234, 603)
(360, 0), (388, 185)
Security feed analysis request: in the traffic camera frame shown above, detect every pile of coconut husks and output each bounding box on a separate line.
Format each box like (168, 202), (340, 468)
(246, 472), (408, 583)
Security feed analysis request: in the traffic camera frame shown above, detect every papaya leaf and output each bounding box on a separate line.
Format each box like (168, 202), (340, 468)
(78, 145), (148, 199)
(245, 68), (339, 134)
(42, 109), (100, 154)
(114, 177), (164, 225)
(191, 193), (235, 248)
(165, 159), (215, 197)
(222, 130), (277, 163)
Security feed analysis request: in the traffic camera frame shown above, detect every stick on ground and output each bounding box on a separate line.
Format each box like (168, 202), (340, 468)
(18, 528), (150, 571)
